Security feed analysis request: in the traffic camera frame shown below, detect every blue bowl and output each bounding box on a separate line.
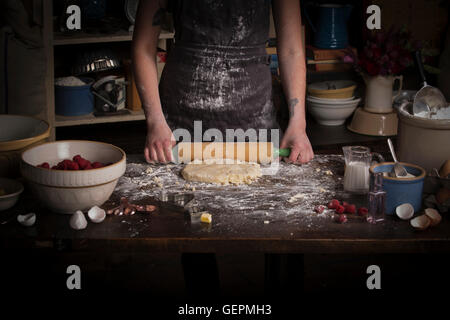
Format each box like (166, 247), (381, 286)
(370, 162), (425, 215)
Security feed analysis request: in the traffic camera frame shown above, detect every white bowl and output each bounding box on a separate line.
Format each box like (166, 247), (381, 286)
(0, 177), (24, 211)
(307, 97), (361, 126)
(21, 140), (126, 214)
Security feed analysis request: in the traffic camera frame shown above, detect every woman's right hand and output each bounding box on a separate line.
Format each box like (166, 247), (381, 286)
(144, 117), (176, 163)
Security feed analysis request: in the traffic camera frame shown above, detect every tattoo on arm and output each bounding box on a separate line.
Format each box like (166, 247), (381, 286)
(152, 7), (165, 26)
(288, 98), (299, 117)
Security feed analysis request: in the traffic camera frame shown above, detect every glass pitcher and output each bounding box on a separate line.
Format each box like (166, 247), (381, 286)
(342, 146), (384, 194)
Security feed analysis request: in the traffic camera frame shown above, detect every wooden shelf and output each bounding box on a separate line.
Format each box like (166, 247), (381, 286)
(53, 29), (174, 46)
(55, 109), (145, 127)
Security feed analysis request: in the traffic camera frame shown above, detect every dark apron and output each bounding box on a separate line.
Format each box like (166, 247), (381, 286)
(159, 0), (278, 139)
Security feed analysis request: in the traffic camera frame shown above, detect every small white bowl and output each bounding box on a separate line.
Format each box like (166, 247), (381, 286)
(306, 97), (361, 126)
(0, 177), (24, 211)
(20, 140), (126, 214)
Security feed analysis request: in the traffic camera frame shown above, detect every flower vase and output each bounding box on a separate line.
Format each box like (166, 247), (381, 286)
(363, 75), (403, 114)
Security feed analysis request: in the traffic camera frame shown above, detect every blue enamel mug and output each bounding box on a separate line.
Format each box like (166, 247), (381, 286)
(369, 162), (426, 215)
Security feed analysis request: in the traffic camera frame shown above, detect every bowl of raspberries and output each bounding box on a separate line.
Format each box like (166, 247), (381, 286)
(20, 140), (126, 214)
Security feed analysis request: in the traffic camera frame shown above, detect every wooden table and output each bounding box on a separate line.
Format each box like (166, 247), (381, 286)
(1, 154), (449, 296)
(0, 156), (450, 293)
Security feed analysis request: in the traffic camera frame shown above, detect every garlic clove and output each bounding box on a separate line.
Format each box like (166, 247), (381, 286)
(395, 203), (414, 220)
(87, 205), (106, 223)
(410, 215), (431, 230)
(70, 210), (87, 230)
(17, 213), (36, 227)
(424, 208), (442, 226)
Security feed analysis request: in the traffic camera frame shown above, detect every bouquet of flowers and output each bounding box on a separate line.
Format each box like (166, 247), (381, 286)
(344, 28), (414, 77)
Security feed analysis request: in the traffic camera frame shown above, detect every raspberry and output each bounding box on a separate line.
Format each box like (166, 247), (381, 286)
(344, 204), (356, 214)
(327, 199), (340, 209)
(342, 201), (349, 207)
(335, 205), (345, 214)
(335, 214), (348, 223)
(357, 207), (369, 216)
(37, 162), (50, 169)
(83, 163), (93, 170)
(314, 205), (325, 214)
(67, 161), (79, 170)
(92, 162), (104, 169)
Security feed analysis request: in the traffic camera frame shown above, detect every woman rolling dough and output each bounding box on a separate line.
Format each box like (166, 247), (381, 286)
(132, 0), (314, 164)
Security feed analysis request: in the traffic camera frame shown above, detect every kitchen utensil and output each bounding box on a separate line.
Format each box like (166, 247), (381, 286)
(172, 142), (291, 164)
(387, 138), (407, 177)
(92, 75), (127, 113)
(370, 162), (425, 214)
(347, 107), (398, 136)
(72, 49), (121, 75)
(342, 146), (384, 194)
(304, 4), (352, 49)
(307, 80), (356, 99)
(21, 141), (126, 214)
(397, 102), (450, 172)
(306, 96), (361, 126)
(413, 51), (447, 117)
(0, 177), (24, 211)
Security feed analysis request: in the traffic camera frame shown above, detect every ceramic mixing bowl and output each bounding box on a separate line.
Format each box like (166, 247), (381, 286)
(0, 115), (50, 178)
(21, 140), (126, 214)
(306, 96), (361, 126)
(0, 177), (24, 211)
(307, 80), (357, 99)
(370, 162), (425, 215)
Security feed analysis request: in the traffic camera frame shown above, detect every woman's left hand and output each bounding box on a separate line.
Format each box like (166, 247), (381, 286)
(280, 123), (314, 164)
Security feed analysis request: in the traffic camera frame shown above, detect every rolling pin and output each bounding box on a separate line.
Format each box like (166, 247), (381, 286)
(172, 142), (291, 164)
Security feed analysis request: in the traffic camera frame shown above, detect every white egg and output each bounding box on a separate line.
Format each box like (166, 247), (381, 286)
(424, 208), (442, 226)
(17, 213), (36, 227)
(87, 206), (106, 223)
(410, 215), (431, 230)
(395, 203), (414, 220)
(70, 210), (87, 230)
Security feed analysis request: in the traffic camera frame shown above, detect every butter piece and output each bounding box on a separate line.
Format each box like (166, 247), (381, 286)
(200, 212), (212, 224)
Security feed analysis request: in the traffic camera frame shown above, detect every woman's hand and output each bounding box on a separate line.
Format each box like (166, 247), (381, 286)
(144, 116), (176, 163)
(280, 122), (314, 164)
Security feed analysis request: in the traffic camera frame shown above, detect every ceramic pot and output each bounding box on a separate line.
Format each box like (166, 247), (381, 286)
(364, 75), (403, 113)
(370, 162), (425, 215)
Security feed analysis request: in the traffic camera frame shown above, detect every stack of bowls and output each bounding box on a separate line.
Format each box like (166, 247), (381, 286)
(306, 80), (361, 126)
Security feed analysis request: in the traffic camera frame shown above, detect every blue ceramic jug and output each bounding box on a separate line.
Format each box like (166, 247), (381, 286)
(305, 4), (353, 49)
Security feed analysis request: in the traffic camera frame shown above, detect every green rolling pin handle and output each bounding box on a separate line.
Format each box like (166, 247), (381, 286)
(274, 148), (291, 158)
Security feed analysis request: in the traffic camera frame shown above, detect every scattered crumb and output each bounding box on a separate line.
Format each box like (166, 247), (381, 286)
(184, 184), (190, 189)
(315, 168), (321, 172)
(145, 167), (153, 174)
(288, 193), (304, 203)
(319, 188), (326, 193)
(324, 170), (333, 176)
(192, 187), (196, 192)
(175, 181), (180, 185)
(264, 220), (270, 224)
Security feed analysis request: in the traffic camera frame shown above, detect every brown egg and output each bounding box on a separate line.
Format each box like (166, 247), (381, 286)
(439, 160), (450, 178)
(436, 188), (450, 204)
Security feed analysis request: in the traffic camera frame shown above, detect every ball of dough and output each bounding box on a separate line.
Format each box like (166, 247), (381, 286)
(181, 159), (262, 185)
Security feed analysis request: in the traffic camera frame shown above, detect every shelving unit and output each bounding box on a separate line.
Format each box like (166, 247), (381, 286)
(43, 1), (173, 139)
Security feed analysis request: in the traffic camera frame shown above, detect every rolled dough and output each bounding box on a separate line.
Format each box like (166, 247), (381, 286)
(181, 159), (262, 185)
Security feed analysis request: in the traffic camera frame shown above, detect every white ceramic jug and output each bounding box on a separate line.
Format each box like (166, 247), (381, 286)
(364, 75), (403, 113)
